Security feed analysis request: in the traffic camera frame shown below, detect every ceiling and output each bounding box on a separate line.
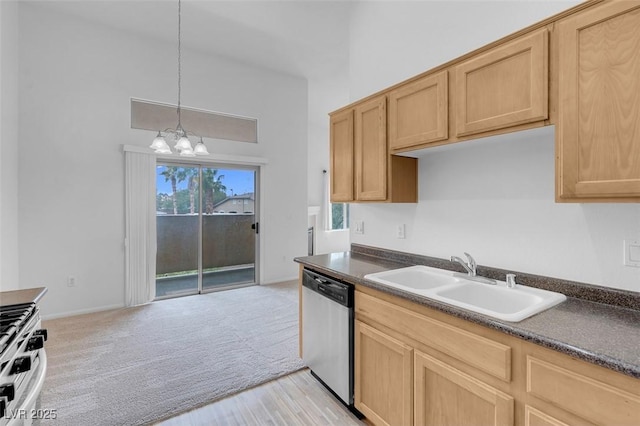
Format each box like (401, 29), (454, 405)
(31, 0), (353, 80)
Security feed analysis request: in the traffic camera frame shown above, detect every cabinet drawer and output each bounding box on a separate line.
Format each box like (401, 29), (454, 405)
(527, 356), (640, 426)
(356, 291), (511, 382)
(455, 28), (548, 136)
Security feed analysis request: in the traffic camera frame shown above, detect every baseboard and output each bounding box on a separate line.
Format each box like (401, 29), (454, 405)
(261, 276), (298, 285)
(41, 303), (125, 321)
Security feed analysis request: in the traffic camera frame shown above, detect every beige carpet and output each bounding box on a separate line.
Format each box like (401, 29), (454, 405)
(39, 281), (305, 426)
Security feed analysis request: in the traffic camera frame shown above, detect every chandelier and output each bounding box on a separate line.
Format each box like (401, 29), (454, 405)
(149, 0), (209, 156)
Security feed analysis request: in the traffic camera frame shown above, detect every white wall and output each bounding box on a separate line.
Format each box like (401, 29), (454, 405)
(307, 77), (351, 255)
(306, 19), (351, 255)
(348, 1), (581, 99)
(0, 0), (20, 292)
(18, 3), (307, 317)
(347, 1), (640, 292)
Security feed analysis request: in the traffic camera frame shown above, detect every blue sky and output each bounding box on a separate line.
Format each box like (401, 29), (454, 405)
(156, 166), (255, 196)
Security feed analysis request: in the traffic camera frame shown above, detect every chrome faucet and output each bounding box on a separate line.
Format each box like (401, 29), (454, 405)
(450, 252), (477, 276)
(450, 252), (497, 285)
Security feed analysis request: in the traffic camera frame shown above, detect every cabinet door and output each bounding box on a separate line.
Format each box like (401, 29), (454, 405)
(355, 96), (387, 201)
(455, 28), (548, 137)
(389, 71), (448, 151)
(355, 320), (413, 426)
(557, 2), (640, 200)
(330, 109), (354, 202)
(414, 350), (514, 426)
(524, 405), (578, 426)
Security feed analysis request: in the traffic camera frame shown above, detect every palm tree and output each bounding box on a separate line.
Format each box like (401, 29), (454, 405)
(160, 166), (180, 214)
(187, 173), (198, 214)
(202, 169), (227, 214)
(176, 168), (199, 214)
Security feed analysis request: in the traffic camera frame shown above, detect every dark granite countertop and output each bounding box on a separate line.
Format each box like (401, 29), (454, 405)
(0, 287), (48, 307)
(295, 247), (640, 379)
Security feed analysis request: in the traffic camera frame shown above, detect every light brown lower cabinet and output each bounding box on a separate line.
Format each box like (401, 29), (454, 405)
(524, 405), (572, 426)
(354, 320), (413, 426)
(353, 287), (640, 426)
(526, 354), (640, 426)
(414, 351), (514, 426)
(355, 318), (514, 426)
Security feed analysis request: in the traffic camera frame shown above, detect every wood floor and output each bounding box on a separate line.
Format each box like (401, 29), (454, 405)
(155, 369), (366, 426)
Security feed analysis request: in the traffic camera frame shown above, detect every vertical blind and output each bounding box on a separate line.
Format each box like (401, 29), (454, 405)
(124, 150), (157, 306)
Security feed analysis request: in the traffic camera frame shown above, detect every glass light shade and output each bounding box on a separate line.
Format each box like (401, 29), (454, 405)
(179, 146), (196, 157)
(193, 139), (209, 155)
(150, 136), (172, 154)
(155, 144), (172, 154)
(174, 135), (193, 152)
(150, 133), (169, 151)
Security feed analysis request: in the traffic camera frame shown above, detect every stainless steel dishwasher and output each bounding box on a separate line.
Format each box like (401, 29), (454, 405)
(302, 268), (355, 408)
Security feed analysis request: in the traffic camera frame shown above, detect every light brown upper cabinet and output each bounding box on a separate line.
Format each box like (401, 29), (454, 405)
(329, 97), (417, 204)
(389, 71), (448, 151)
(455, 28), (549, 137)
(556, 1), (640, 201)
(355, 96), (388, 201)
(329, 109), (354, 202)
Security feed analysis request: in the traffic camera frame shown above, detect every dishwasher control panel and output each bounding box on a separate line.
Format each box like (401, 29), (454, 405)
(302, 269), (353, 307)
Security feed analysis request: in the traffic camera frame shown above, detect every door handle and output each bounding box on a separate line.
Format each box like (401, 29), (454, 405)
(251, 222), (259, 234)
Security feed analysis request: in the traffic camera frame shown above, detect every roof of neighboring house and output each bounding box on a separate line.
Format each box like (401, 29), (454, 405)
(212, 193), (255, 209)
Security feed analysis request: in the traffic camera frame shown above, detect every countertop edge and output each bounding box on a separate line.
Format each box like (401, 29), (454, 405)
(0, 287), (48, 307)
(295, 256), (640, 379)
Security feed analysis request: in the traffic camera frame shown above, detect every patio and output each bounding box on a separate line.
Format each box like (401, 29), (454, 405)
(156, 265), (256, 298)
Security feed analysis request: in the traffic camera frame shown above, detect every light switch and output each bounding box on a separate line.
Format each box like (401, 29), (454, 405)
(396, 224), (406, 239)
(354, 220), (364, 235)
(623, 239), (640, 267)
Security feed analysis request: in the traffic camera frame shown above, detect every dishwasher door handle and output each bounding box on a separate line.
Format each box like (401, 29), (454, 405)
(317, 282), (331, 294)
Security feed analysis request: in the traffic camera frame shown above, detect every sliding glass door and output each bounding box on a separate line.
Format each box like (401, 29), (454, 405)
(201, 167), (256, 291)
(155, 162), (258, 298)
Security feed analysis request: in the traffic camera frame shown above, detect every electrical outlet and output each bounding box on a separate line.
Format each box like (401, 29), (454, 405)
(354, 220), (364, 235)
(396, 224), (406, 239)
(67, 276), (77, 287)
(623, 239), (640, 267)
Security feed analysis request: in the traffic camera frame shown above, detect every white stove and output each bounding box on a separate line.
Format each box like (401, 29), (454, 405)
(0, 302), (47, 426)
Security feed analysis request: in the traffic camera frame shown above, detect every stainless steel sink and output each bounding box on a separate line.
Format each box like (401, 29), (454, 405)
(364, 265), (566, 322)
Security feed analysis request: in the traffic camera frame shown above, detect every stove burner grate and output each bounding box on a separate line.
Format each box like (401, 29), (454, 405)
(0, 303), (36, 358)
